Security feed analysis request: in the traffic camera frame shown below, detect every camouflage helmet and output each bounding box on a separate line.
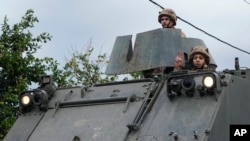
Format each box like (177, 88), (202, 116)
(158, 8), (177, 26)
(189, 46), (210, 65)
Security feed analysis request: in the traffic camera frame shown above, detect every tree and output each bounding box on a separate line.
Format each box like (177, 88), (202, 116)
(61, 39), (118, 87)
(0, 9), (61, 139)
(0, 9), (143, 140)
(59, 39), (146, 87)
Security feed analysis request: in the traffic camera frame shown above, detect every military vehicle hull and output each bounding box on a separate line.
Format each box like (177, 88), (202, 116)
(4, 70), (250, 141)
(4, 29), (250, 141)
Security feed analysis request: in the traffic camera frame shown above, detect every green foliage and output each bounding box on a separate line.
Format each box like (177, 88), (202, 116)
(0, 9), (60, 139)
(57, 39), (144, 87)
(0, 9), (141, 140)
(129, 71), (144, 80)
(61, 40), (118, 87)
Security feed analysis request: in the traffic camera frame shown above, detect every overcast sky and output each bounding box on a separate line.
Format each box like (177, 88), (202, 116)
(1, 0), (250, 71)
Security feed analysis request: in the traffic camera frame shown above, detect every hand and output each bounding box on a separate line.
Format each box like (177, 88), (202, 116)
(174, 52), (184, 70)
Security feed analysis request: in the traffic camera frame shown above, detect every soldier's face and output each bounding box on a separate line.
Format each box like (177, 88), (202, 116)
(193, 54), (205, 69)
(160, 16), (174, 28)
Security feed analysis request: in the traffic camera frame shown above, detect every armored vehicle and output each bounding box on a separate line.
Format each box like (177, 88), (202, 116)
(3, 28), (250, 141)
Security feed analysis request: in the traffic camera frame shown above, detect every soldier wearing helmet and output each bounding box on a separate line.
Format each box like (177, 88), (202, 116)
(174, 46), (211, 71)
(158, 8), (186, 37)
(143, 8), (187, 78)
(189, 46), (210, 70)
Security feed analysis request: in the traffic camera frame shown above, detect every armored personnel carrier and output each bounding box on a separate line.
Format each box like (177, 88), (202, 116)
(3, 28), (250, 141)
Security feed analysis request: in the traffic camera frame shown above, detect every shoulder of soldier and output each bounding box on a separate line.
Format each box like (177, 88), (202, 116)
(180, 30), (186, 38)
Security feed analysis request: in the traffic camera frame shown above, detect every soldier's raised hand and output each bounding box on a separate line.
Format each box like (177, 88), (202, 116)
(174, 52), (184, 71)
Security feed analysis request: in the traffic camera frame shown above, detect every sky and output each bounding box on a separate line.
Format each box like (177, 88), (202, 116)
(1, 0), (250, 71)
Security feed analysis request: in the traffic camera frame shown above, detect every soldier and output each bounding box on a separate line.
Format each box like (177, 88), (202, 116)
(174, 46), (210, 71)
(143, 8), (187, 78)
(158, 8), (186, 37)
